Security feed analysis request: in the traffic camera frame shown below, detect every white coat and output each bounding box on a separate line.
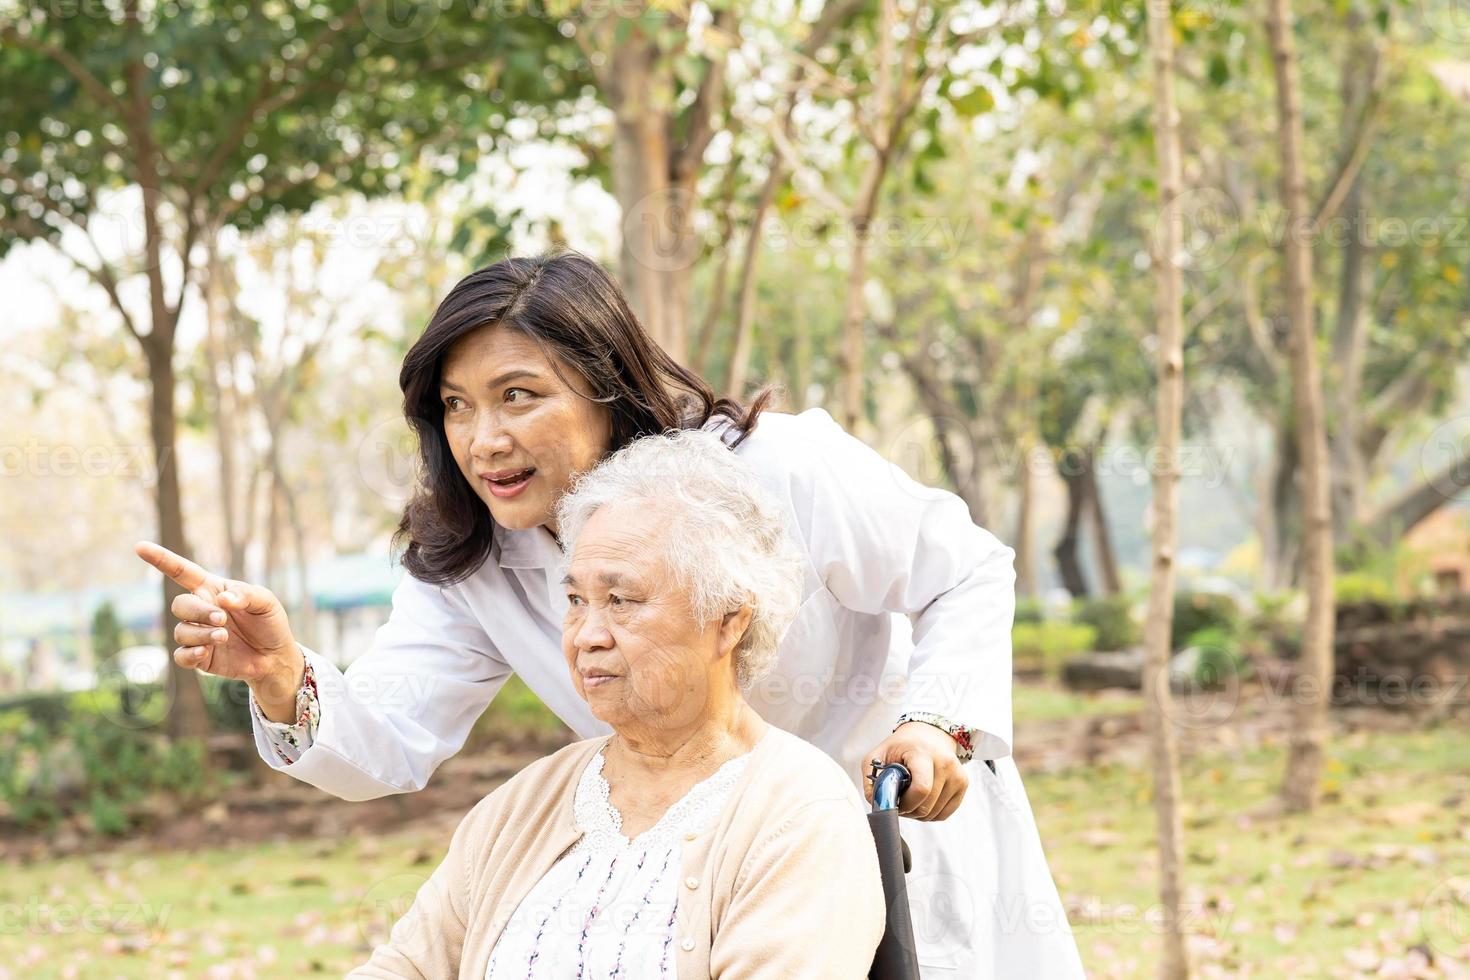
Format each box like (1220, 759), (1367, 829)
(250, 407), (1086, 978)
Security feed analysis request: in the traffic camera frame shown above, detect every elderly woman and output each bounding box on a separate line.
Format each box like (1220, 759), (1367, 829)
(351, 430), (886, 978)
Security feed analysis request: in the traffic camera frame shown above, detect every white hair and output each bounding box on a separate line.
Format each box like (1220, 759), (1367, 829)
(555, 428), (805, 688)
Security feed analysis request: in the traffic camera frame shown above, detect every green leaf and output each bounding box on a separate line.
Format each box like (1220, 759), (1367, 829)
(1208, 53), (1230, 87)
(950, 86), (995, 117)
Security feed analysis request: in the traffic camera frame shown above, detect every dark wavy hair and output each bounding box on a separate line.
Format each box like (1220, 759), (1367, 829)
(392, 251), (776, 586)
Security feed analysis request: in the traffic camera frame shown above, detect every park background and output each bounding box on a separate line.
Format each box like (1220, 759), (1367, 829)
(3, 0), (1470, 976)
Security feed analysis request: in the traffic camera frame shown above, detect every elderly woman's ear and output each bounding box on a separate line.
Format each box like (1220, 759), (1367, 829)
(718, 603), (756, 661)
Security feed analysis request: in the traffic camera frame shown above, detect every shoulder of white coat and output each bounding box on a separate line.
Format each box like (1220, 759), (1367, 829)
(723, 407), (859, 494)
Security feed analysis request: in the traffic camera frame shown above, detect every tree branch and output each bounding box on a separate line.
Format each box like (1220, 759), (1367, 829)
(0, 26), (129, 119)
(189, 8), (363, 202)
(672, 6), (737, 186)
(1241, 252), (1281, 381)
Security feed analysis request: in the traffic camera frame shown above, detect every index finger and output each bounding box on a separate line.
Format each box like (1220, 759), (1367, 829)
(135, 541), (212, 592)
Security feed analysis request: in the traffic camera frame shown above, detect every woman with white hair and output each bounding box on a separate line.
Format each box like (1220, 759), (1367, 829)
(138, 253), (1083, 977)
(351, 431), (886, 977)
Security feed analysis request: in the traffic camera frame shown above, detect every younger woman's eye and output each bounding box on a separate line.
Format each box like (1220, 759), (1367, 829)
(443, 395), (464, 411)
(505, 388), (532, 403)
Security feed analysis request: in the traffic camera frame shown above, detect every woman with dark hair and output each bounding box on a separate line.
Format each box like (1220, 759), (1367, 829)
(136, 251), (1084, 977)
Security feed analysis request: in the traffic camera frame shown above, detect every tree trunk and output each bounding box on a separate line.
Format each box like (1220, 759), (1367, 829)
(1143, 0), (1192, 971)
(147, 346), (211, 741)
(725, 162), (785, 397)
(130, 59), (209, 741)
(1083, 449), (1123, 595)
(839, 215), (874, 433)
(1268, 0), (1337, 814)
(1327, 9), (1380, 552)
(692, 167), (738, 378)
(1053, 448), (1092, 599)
(203, 240), (247, 579)
(1365, 443), (1470, 544)
(1327, 182), (1370, 550)
(1013, 435), (1038, 600)
(793, 303), (813, 408)
(276, 464), (317, 650)
(264, 472), (281, 587)
(1263, 422), (1302, 590)
(600, 9), (733, 364)
(611, 94), (687, 359)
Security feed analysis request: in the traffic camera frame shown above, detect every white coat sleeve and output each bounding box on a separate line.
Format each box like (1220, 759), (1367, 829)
(248, 571), (512, 801)
(771, 410), (1016, 760)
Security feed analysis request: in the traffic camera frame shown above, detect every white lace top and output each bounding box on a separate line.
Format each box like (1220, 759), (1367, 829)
(484, 738), (758, 979)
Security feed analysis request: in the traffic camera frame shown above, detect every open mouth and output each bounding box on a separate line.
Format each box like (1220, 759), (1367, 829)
(482, 468), (535, 498)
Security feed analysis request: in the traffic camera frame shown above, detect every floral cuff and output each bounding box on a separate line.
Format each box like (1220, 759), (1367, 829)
(250, 660), (320, 765)
(894, 711), (978, 764)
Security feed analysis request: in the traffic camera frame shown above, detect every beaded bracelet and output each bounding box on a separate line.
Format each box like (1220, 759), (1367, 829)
(893, 711), (977, 764)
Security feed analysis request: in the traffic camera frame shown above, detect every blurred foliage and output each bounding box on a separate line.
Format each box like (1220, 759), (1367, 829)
(1333, 571), (1399, 606)
(1013, 622), (1100, 679)
(1072, 596), (1141, 652)
(1014, 597), (1046, 625)
(90, 601), (123, 664)
(1177, 625), (1254, 687)
(0, 707), (208, 835)
(464, 675), (569, 752)
(1172, 591), (1243, 650)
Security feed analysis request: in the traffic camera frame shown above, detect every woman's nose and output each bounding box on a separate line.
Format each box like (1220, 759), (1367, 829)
(469, 411), (514, 458)
(573, 609), (613, 652)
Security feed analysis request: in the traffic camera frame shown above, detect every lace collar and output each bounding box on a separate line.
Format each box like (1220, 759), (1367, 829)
(572, 738), (761, 852)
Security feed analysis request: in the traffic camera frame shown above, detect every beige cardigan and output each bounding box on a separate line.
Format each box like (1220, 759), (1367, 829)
(350, 725), (886, 979)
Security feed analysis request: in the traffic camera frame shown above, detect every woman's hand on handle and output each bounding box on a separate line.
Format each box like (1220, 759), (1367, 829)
(863, 721), (969, 821)
(133, 541), (305, 723)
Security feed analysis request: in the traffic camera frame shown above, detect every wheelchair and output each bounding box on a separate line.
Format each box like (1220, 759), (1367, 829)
(867, 761), (922, 980)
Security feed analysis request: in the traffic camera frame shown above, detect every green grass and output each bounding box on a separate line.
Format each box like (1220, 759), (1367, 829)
(3, 721), (1466, 977)
(1035, 722), (1470, 976)
(1012, 680), (1143, 721)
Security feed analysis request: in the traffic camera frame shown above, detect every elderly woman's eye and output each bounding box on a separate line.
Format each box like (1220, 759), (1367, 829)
(566, 594), (584, 607)
(505, 387), (532, 403)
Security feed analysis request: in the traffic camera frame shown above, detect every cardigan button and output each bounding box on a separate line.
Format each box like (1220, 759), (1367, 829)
(684, 876), (699, 889)
(684, 831), (698, 842)
(681, 937), (696, 952)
